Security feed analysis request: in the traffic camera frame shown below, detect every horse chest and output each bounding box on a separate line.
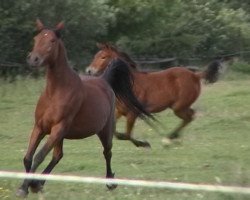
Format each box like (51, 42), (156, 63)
(36, 102), (78, 133)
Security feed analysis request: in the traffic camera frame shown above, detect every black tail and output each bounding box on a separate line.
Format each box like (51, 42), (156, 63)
(196, 60), (221, 83)
(101, 58), (153, 120)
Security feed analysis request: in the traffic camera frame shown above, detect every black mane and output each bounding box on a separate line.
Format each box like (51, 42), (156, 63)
(118, 51), (137, 69)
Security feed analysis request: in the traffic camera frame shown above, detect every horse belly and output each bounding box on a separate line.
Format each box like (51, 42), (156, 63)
(65, 102), (112, 139)
(64, 130), (96, 139)
(142, 88), (174, 113)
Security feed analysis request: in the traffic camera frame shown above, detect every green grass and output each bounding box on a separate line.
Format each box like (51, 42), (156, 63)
(0, 73), (250, 200)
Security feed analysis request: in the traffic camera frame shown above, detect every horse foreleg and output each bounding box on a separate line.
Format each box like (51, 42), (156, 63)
(16, 126), (44, 197)
(23, 126), (45, 172)
(30, 140), (64, 193)
(124, 114), (150, 148)
(17, 124), (65, 197)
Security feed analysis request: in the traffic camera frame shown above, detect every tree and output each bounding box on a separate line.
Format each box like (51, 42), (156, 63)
(0, 0), (115, 68)
(105, 0), (250, 64)
(1, 0), (250, 73)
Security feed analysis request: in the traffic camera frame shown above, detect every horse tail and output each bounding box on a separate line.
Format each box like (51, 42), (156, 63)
(196, 60), (221, 83)
(101, 58), (154, 120)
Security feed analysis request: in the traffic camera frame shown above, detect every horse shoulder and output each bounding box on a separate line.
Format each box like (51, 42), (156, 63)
(131, 72), (149, 101)
(34, 92), (48, 124)
(34, 83), (85, 131)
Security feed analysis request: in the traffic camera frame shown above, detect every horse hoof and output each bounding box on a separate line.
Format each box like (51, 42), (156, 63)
(131, 139), (151, 148)
(16, 188), (28, 198)
(172, 138), (182, 145)
(106, 183), (118, 190)
(140, 141), (151, 148)
(30, 181), (43, 193)
(162, 138), (172, 147)
(106, 173), (117, 190)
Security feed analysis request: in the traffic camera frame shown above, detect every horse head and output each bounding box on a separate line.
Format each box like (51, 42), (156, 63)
(86, 43), (119, 75)
(27, 19), (64, 67)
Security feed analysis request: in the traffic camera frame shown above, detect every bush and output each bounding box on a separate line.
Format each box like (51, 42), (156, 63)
(231, 60), (250, 74)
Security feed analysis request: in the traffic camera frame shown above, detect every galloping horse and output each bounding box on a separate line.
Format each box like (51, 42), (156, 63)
(86, 43), (221, 147)
(16, 21), (152, 198)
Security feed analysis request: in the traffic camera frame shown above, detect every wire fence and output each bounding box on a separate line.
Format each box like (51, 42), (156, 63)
(1, 171), (250, 195)
(1, 50), (250, 81)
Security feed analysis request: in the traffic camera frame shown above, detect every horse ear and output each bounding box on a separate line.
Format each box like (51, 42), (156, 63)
(55, 21), (65, 31)
(96, 43), (105, 49)
(104, 42), (110, 48)
(54, 21), (64, 38)
(36, 19), (44, 32)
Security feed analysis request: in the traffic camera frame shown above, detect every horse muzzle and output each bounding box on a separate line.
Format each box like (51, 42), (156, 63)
(86, 66), (98, 75)
(27, 52), (44, 67)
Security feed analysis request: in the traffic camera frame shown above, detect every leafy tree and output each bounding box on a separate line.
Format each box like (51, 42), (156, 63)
(0, 0), (115, 68)
(105, 0), (250, 64)
(1, 0), (250, 74)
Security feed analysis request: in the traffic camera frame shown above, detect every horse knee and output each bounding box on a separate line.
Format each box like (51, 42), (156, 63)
(33, 151), (46, 167)
(53, 152), (63, 164)
(103, 149), (112, 160)
(186, 109), (195, 121)
(23, 157), (32, 172)
(58, 152), (63, 160)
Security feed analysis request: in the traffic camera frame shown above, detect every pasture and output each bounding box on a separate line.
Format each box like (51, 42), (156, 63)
(0, 71), (250, 200)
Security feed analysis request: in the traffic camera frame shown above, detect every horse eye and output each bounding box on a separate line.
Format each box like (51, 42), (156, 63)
(101, 57), (106, 59)
(51, 39), (56, 43)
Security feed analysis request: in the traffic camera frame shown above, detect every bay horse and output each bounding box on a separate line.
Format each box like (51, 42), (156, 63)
(86, 43), (221, 148)
(16, 20), (153, 198)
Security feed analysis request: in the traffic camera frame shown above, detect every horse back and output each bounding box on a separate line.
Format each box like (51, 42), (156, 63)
(129, 67), (201, 113)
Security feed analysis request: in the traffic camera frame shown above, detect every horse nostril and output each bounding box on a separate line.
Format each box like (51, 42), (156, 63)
(34, 57), (39, 62)
(86, 68), (91, 75)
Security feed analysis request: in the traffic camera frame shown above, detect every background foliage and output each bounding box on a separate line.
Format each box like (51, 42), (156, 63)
(1, 0), (250, 71)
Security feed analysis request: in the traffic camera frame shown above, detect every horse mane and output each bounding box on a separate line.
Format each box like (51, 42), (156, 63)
(98, 43), (137, 69)
(118, 51), (137, 69)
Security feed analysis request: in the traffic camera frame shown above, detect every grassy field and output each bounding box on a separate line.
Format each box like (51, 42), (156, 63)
(0, 71), (250, 200)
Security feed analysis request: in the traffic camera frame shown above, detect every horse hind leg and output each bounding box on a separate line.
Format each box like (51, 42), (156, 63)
(97, 122), (117, 190)
(168, 107), (195, 140)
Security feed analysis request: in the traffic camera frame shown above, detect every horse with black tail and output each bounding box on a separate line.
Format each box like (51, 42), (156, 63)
(86, 43), (222, 147)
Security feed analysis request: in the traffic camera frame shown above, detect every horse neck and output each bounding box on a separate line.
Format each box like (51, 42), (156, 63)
(45, 40), (79, 96)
